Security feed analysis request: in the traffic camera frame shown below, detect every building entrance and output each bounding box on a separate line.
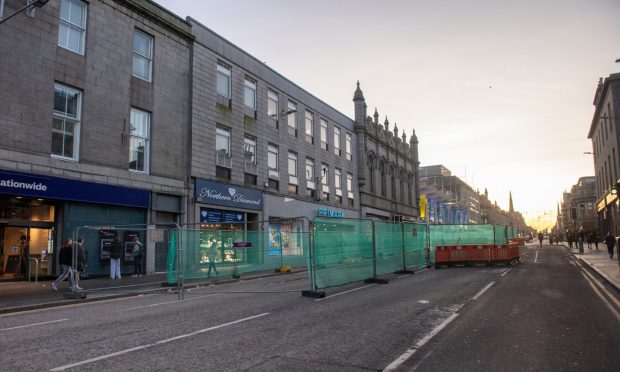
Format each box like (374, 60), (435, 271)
(0, 197), (56, 280)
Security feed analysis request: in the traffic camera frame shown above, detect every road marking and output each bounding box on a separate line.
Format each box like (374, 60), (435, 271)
(534, 251), (539, 263)
(472, 281), (495, 300)
(119, 294), (217, 311)
(580, 272), (620, 323)
(0, 319), (68, 331)
(500, 268), (512, 277)
(315, 284), (376, 302)
(383, 312), (460, 371)
(580, 268), (620, 309)
(49, 312), (270, 371)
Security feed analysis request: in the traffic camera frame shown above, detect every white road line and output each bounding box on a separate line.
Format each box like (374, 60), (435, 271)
(0, 319), (68, 331)
(580, 267), (620, 309)
(315, 284), (377, 302)
(534, 251), (539, 263)
(500, 268), (512, 277)
(120, 294), (217, 312)
(580, 272), (620, 323)
(383, 312), (460, 371)
(472, 281), (495, 300)
(397, 268), (430, 279)
(49, 312), (270, 371)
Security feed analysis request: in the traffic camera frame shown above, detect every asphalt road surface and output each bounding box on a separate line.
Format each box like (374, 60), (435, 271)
(1, 243), (619, 371)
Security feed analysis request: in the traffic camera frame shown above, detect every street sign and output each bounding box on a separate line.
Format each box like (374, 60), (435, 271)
(232, 242), (252, 248)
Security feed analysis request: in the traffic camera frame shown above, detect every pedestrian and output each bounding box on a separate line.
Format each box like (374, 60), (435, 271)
(207, 238), (218, 277)
(538, 232), (543, 247)
(587, 232), (594, 250)
(567, 231), (573, 250)
(594, 231), (599, 251)
(72, 237), (86, 290)
(578, 228), (585, 254)
(604, 231), (616, 259)
(132, 236), (144, 277)
(110, 236), (123, 279)
(51, 239), (75, 291)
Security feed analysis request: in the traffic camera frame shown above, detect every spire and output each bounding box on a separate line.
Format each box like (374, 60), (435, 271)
(373, 108), (379, 125)
(384, 117), (390, 132)
(353, 81), (367, 126)
(353, 80), (364, 101)
(402, 131), (407, 142)
(394, 123), (399, 138)
(410, 129), (418, 145)
(509, 191), (514, 213)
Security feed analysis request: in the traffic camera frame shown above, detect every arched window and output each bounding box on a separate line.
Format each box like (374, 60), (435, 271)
(390, 165), (396, 200)
(368, 154), (376, 193)
(380, 161), (387, 197)
(400, 169), (406, 203)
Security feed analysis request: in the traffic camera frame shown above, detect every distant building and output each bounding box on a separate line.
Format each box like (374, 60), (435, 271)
(587, 73), (620, 235)
(560, 177), (598, 234)
(418, 165), (480, 224)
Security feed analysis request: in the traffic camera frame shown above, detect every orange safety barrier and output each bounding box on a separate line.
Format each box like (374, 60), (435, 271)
(435, 243), (520, 268)
(508, 237), (526, 246)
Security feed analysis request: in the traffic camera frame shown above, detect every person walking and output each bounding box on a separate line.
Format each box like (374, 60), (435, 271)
(72, 237), (86, 290)
(52, 239), (75, 291)
(207, 238), (218, 277)
(538, 232), (544, 247)
(110, 236), (123, 279)
(587, 232), (594, 250)
(567, 231), (574, 250)
(594, 231), (599, 251)
(604, 231), (616, 259)
(131, 236), (144, 277)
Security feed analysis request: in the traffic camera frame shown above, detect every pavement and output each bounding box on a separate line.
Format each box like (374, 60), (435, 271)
(564, 242), (620, 290)
(0, 268), (303, 315)
(2, 244), (619, 315)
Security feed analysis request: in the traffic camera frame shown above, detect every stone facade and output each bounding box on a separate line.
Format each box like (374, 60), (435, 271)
(0, 0), (192, 210)
(353, 83), (419, 220)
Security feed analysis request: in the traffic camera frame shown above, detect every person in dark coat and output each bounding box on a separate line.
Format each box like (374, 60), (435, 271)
(110, 236), (124, 279)
(538, 232), (544, 247)
(52, 239), (75, 291)
(604, 231), (616, 259)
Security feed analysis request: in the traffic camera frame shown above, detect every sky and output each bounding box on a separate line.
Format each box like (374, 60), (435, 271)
(156, 0), (620, 227)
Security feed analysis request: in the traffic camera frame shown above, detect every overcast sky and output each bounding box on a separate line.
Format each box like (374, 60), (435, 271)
(156, 0), (620, 226)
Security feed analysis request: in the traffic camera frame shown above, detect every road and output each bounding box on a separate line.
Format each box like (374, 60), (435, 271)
(1, 244), (619, 371)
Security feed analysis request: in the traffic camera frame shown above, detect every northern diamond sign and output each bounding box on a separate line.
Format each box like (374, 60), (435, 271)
(195, 179), (263, 210)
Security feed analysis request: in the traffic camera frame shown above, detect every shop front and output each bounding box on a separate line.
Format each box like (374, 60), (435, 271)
(194, 179), (263, 267)
(0, 169), (149, 280)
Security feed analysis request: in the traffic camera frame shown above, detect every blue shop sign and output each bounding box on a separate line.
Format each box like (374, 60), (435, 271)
(317, 208), (345, 218)
(0, 169), (149, 208)
(195, 179), (263, 211)
(200, 208), (246, 223)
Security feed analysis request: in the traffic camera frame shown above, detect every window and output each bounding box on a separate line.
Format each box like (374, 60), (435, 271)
(216, 125), (231, 157)
(305, 111), (314, 143)
(52, 84), (81, 160)
(334, 127), (341, 156)
(287, 101), (297, 137)
(58, 0), (87, 54)
(268, 144), (279, 179)
(243, 135), (257, 177)
(321, 163), (329, 201)
(132, 30), (153, 81)
(244, 136), (256, 164)
(244, 77), (256, 109)
(268, 89), (278, 121)
(335, 168), (342, 204)
(216, 62), (231, 98)
(320, 119), (328, 150)
(345, 133), (352, 161)
(306, 158), (315, 197)
(129, 108), (150, 172)
(288, 152), (298, 194)
(347, 172), (354, 206)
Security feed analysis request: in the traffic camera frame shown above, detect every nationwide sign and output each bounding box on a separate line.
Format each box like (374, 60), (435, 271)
(317, 208), (345, 218)
(0, 169), (149, 208)
(195, 179), (263, 211)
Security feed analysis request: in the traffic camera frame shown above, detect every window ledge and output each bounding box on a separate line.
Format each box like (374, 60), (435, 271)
(216, 94), (231, 109)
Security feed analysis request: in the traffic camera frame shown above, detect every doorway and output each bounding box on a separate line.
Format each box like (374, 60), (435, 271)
(1, 226), (53, 280)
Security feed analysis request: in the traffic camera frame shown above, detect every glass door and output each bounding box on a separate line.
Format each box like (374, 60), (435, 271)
(1, 227), (28, 279)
